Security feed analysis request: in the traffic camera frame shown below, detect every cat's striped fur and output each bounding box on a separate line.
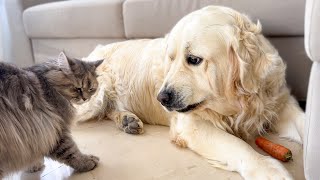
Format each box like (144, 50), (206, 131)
(0, 52), (102, 178)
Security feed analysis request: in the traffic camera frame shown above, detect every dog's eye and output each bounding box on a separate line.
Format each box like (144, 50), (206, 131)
(187, 55), (203, 65)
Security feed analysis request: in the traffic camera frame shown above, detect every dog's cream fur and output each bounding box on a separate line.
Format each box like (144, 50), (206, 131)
(76, 6), (304, 179)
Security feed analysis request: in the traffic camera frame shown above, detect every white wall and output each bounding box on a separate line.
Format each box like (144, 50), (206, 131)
(0, 22), (3, 61)
(0, 1), (3, 61)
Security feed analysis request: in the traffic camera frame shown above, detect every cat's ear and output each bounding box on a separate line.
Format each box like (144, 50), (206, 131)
(57, 52), (78, 71)
(57, 52), (71, 70)
(91, 59), (104, 69)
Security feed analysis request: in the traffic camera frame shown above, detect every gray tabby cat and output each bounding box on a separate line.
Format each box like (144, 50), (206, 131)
(0, 52), (103, 179)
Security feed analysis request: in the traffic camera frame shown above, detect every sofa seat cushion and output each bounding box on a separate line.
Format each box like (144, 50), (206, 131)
(305, 0), (320, 62)
(23, 0), (125, 38)
(123, 0), (305, 38)
(31, 38), (125, 63)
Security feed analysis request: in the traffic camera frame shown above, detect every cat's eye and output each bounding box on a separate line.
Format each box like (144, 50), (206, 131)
(88, 88), (95, 92)
(187, 55), (203, 65)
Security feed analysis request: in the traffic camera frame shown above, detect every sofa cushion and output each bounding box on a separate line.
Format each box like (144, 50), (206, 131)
(305, 0), (320, 62)
(269, 37), (311, 101)
(23, 0), (125, 38)
(304, 62), (320, 180)
(31, 38), (125, 63)
(123, 0), (305, 38)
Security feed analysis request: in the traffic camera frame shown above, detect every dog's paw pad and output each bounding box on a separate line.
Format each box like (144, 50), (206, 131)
(122, 115), (144, 134)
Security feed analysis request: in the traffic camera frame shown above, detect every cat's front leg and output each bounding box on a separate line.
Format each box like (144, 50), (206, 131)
(0, 169), (3, 179)
(25, 158), (45, 173)
(48, 134), (99, 172)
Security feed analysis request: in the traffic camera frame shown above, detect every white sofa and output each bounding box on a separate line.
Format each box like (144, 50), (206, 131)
(304, 0), (320, 179)
(1, 0), (318, 179)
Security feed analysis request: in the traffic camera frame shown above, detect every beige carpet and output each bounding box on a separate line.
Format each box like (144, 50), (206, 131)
(71, 121), (305, 180)
(6, 120), (304, 180)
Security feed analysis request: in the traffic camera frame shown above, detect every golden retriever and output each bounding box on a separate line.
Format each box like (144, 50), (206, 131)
(76, 6), (304, 180)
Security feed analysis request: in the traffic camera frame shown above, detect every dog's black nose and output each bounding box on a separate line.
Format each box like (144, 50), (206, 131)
(157, 89), (175, 107)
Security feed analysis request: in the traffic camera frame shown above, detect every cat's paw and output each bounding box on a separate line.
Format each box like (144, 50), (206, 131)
(122, 115), (144, 134)
(26, 161), (45, 173)
(74, 155), (99, 172)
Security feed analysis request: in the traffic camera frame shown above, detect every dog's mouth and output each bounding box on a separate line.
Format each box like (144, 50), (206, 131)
(176, 101), (203, 113)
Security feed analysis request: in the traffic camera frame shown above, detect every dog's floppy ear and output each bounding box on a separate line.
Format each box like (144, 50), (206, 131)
(228, 13), (280, 95)
(226, 12), (288, 138)
(229, 44), (256, 94)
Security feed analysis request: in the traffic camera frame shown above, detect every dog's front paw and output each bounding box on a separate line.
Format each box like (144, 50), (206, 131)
(242, 156), (293, 180)
(73, 155), (99, 172)
(171, 135), (188, 148)
(122, 115), (144, 134)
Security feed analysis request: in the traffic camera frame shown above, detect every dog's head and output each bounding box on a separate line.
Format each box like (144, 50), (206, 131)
(157, 6), (286, 117)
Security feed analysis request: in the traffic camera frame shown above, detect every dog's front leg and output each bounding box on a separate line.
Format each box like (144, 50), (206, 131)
(171, 114), (293, 180)
(275, 96), (305, 144)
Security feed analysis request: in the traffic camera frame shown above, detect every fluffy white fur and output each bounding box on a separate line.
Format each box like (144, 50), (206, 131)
(76, 6), (304, 180)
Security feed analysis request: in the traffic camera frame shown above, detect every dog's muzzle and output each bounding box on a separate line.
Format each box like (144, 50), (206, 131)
(157, 87), (202, 112)
(157, 88), (179, 110)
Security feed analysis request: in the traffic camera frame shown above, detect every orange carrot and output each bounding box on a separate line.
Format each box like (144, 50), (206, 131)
(255, 136), (292, 162)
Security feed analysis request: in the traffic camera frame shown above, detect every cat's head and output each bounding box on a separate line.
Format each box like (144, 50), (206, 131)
(46, 52), (103, 105)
